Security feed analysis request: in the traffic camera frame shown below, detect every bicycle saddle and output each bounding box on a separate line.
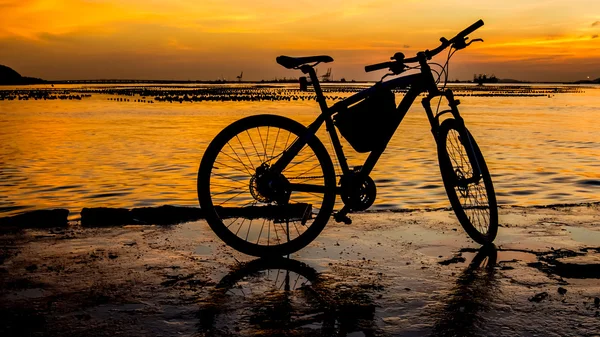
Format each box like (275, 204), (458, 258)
(276, 55), (333, 69)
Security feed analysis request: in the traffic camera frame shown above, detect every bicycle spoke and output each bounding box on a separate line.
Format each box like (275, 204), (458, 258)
(295, 162), (324, 178)
(271, 128), (281, 159)
(283, 146), (313, 172)
(226, 143), (253, 176)
(246, 129), (262, 160)
(256, 127), (266, 162)
(211, 187), (245, 197)
(235, 135), (256, 171)
(210, 172), (247, 186)
(213, 159), (249, 175)
(257, 218), (266, 245)
(283, 132), (292, 150)
(264, 126), (270, 163)
(217, 150), (251, 171)
(234, 218), (246, 236)
(216, 191), (246, 206)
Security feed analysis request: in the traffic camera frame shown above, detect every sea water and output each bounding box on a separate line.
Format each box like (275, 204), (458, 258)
(0, 83), (598, 217)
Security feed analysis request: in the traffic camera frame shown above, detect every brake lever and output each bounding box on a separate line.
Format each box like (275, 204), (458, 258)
(454, 37), (484, 50)
(380, 72), (395, 82)
(465, 38), (484, 47)
(379, 63), (407, 82)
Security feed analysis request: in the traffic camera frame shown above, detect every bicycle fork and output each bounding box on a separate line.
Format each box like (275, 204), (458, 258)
(423, 90), (483, 181)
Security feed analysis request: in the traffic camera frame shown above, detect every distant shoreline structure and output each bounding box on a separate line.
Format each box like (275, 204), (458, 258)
(1, 64), (599, 85)
(5, 79), (600, 85)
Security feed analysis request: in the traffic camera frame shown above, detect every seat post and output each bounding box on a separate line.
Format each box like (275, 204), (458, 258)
(300, 65), (329, 112)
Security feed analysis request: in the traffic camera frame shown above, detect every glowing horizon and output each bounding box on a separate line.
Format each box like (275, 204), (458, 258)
(1, 0), (599, 82)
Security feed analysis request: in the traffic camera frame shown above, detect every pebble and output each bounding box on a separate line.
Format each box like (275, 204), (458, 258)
(529, 292), (549, 302)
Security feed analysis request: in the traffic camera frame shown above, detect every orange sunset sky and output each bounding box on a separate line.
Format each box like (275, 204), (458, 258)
(1, 0), (600, 82)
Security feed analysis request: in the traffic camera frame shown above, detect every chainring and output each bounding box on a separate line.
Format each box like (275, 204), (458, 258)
(340, 173), (377, 211)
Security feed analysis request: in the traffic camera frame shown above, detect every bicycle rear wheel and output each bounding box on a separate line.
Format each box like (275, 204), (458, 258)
(198, 114), (336, 257)
(437, 118), (498, 244)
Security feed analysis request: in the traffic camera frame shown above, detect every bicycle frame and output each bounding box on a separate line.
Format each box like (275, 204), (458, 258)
(271, 55), (479, 196)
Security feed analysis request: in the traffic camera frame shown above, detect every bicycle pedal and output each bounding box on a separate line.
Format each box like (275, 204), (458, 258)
(333, 213), (352, 225)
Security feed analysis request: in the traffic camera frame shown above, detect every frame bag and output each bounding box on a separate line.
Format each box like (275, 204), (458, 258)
(334, 88), (398, 153)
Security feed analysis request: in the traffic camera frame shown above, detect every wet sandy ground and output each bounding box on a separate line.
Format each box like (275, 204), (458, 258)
(1, 204), (599, 336)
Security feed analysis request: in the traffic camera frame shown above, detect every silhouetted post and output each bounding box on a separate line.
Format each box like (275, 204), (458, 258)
(299, 77), (308, 91)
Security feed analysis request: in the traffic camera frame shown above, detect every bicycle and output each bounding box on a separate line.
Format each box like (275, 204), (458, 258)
(198, 19), (498, 257)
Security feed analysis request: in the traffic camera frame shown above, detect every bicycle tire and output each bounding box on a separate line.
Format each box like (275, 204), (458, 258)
(198, 114), (336, 257)
(437, 118), (498, 244)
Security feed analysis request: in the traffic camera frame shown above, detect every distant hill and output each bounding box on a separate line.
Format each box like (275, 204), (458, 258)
(573, 78), (600, 84)
(0, 65), (46, 85)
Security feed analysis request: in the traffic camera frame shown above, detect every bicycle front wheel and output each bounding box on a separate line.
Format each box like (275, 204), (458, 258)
(437, 118), (498, 244)
(198, 115), (336, 257)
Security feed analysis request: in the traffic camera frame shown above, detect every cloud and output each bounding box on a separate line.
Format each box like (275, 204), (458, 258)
(593, 34), (599, 39)
(593, 21), (600, 27)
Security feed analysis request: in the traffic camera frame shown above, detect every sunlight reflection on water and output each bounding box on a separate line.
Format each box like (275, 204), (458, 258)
(0, 84), (598, 217)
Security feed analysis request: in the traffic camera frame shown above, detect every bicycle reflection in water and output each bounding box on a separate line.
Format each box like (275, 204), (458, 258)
(431, 245), (498, 337)
(197, 258), (381, 336)
(197, 245), (498, 336)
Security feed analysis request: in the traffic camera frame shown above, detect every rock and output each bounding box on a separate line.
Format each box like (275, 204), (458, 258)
(595, 297), (600, 308)
(81, 207), (131, 226)
(382, 317), (403, 325)
(557, 287), (567, 295)
(26, 264), (38, 272)
(438, 255), (466, 266)
(129, 205), (203, 225)
(81, 205), (205, 227)
(529, 291), (549, 302)
(0, 209), (69, 228)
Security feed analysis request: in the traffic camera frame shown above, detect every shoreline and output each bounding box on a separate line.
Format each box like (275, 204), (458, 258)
(1, 201), (599, 229)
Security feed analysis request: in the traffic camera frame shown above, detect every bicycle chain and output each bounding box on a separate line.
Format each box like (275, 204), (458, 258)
(287, 175), (342, 180)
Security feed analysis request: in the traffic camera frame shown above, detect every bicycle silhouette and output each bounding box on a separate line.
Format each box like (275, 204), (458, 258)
(198, 20), (498, 257)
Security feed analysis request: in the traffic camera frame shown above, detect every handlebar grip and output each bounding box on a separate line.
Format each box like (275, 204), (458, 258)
(451, 19), (484, 43)
(365, 61), (394, 72)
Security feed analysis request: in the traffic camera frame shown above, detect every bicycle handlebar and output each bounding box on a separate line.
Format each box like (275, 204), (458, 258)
(365, 19), (484, 72)
(364, 61), (395, 72)
(450, 19), (484, 44)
